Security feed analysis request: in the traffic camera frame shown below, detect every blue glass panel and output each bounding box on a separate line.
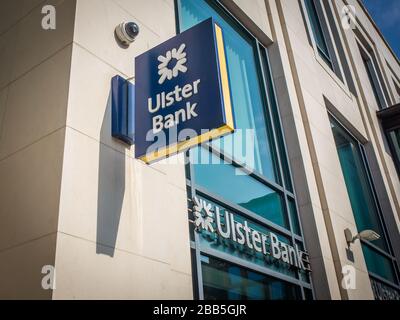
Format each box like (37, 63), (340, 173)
(201, 255), (302, 300)
(331, 119), (387, 251)
(261, 49), (293, 192)
(179, 0), (279, 182)
(362, 54), (386, 110)
(362, 244), (396, 283)
(288, 199), (301, 236)
(388, 128), (400, 177)
(192, 148), (288, 228)
(304, 0), (332, 69)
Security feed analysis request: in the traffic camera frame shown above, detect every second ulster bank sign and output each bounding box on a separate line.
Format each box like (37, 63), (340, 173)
(135, 18), (235, 163)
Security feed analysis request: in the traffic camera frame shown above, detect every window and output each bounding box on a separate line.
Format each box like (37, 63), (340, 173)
(358, 43), (388, 110)
(386, 127), (400, 178)
(303, 0), (332, 68)
(303, 0), (359, 92)
(302, 0), (352, 85)
(179, 0), (297, 231)
(323, 1), (356, 94)
(330, 116), (399, 289)
(201, 255), (302, 300)
(178, 0), (310, 300)
(193, 150), (288, 228)
(179, 0), (279, 182)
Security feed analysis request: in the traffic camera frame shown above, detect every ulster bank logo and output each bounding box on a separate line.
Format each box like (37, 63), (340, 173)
(157, 43), (188, 84)
(193, 197), (215, 233)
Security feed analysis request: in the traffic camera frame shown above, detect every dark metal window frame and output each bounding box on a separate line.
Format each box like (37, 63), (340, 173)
(356, 38), (389, 110)
(329, 112), (400, 294)
(301, 0), (343, 79)
(377, 103), (400, 179)
(175, 0), (314, 300)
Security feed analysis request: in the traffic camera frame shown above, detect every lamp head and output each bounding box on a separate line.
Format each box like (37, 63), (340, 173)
(358, 230), (380, 242)
(344, 228), (380, 247)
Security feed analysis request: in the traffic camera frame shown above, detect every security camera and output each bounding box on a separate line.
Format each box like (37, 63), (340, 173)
(115, 22), (140, 46)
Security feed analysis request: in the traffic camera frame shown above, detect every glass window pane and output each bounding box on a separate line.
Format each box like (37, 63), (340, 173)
(192, 148), (288, 228)
(331, 119), (387, 251)
(288, 199), (301, 236)
(201, 255), (302, 300)
(304, 0), (332, 67)
(388, 128), (400, 176)
(362, 244), (396, 283)
(261, 49), (293, 192)
(361, 51), (387, 109)
(179, 0), (279, 182)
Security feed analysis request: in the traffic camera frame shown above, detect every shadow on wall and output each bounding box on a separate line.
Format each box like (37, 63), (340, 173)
(96, 90), (125, 257)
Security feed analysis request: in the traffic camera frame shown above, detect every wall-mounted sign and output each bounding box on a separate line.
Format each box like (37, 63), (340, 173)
(192, 197), (311, 273)
(135, 18), (235, 163)
(111, 75), (135, 145)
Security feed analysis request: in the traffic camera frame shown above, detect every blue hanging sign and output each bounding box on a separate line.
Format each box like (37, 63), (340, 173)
(134, 18), (234, 163)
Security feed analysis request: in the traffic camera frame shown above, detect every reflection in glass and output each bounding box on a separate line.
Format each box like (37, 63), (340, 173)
(331, 118), (398, 283)
(304, 0), (332, 68)
(179, 0), (279, 182)
(192, 148), (288, 228)
(288, 199), (301, 236)
(201, 255), (302, 300)
(331, 119), (386, 250)
(388, 128), (400, 177)
(362, 244), (396, 283)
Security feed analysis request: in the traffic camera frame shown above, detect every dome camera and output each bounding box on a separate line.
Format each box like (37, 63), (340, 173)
(115, 22), (140, 46)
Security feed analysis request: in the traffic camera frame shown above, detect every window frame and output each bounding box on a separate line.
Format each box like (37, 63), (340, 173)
(355, 35), (393, 111)
(176, 0), (314, 300)
(378, 106), (400, 180)
(386, 128), (400, 179)
(329, 113), (400, 294)
(301, 0), (345, 82)
(303, 0), (333, 67)
(357, 41), (388, 110)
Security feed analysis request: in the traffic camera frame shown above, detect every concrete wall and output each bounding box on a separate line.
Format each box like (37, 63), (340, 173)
(0, 0), (76, 299)
(52, 0), (192, 299)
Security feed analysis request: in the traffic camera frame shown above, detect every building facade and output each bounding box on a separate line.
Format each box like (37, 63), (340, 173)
(0, 0), (399, 300)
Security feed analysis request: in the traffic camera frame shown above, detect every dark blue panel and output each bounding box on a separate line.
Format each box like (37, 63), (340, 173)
(111, 75), (134, 145)
(134, 18), (227, 160)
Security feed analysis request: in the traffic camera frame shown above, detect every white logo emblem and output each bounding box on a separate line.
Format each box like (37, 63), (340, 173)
(193, 197), (214, 233)
(158, 43), (187, 85)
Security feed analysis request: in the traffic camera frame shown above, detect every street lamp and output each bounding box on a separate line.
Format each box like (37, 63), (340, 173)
(344, 228), (381, 248)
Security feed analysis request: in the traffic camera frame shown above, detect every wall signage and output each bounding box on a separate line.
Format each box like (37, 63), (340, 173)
(192, 197), (311, 272)
(135, 18), (234, 163)
(111, 75), (135, 145)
